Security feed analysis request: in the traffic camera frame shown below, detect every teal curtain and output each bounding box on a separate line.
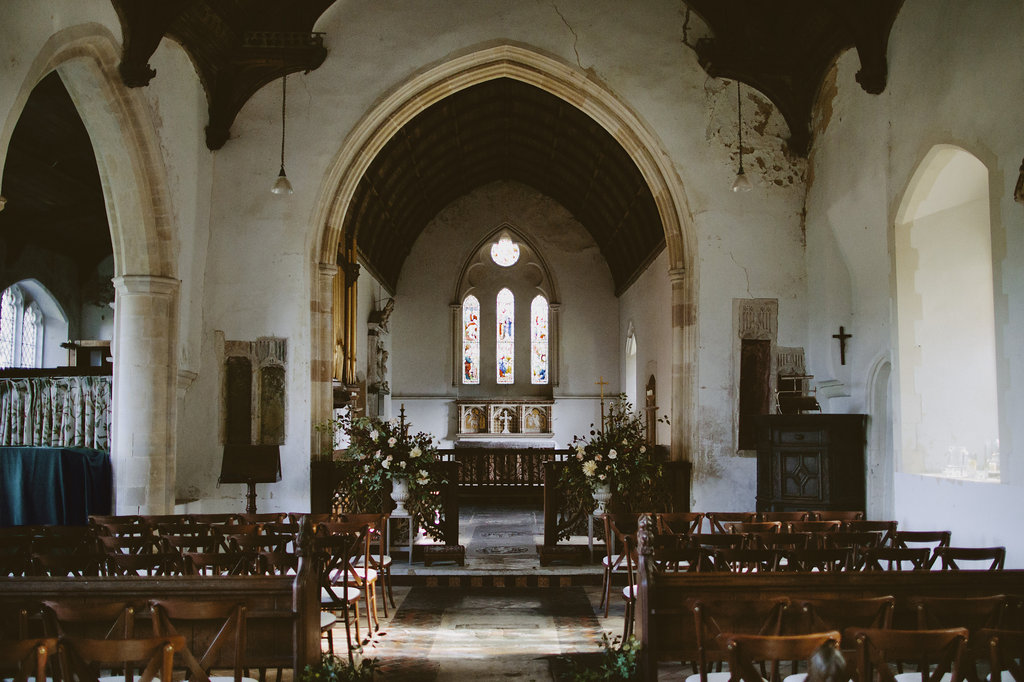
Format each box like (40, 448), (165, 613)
(0, 377), (112, 450)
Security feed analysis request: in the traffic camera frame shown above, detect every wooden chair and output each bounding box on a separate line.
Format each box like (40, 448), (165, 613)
(59, 635), (185, 682)
(810, 511), (864, 523)
(686, 597), (790, 682)
(712, 548), (782, 573)
(843, 521), (897, 546)
(859, 547), (931, 572)
(823, 532), (886, 568)
(0, 637), (58, 682)
(311, 526), (366, 662)
(41, 601), (136, 642)
(657, 512), (705, 535)
(97, 535), (181, 576)
(724, 521), (782, 536)
(718, 630), (841, 682)
(29, 531), (104, 578)
(911, 594), (1007, 682)
(793, 596), (895, 650)
(934, 547), (1006, 571)
(150, 599), (258, 682)
(599, 513), (639, 618)
(976, 628), (1024, 682)
(757, 511), (810, 524)
(315, 520), (379, 633)
(891, 531), (951, 569)
(781, 548), (854, 573)
(845, 627), (967, 682)
(787, 521), (842, 540)
(706, 512), (757, 534)
(334, 513), (394, 616)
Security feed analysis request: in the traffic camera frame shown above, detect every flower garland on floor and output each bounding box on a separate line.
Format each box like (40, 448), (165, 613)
(322, 412), (451, 544)
(557, 395), (669, 540)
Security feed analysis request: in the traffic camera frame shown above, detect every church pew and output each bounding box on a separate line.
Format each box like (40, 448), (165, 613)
(632, 514), (1024, 682)
(0, 525), (323, 674)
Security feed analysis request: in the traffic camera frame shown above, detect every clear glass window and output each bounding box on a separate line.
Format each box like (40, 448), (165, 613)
(20, 304), (38, 368)
(0, 288), (16, 368)
(490, 235), (520, 267)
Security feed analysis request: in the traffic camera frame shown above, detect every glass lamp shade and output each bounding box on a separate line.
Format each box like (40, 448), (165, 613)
(271, 167), (293, 195)
(731, 166), (752, 193)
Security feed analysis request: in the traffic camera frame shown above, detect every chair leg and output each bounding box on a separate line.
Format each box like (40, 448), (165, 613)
(385, 570), (396, 609)
(601, 566), (611, 618)
(623, 600), (634, 640)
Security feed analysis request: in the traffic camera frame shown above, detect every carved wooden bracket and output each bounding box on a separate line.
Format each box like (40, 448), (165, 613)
(687, 0), (905, 156)
(110, 0), (337, 150)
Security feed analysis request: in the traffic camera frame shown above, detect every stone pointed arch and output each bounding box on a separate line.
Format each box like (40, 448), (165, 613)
(3, 25), (180, 513)
(310, 43), (698, 461)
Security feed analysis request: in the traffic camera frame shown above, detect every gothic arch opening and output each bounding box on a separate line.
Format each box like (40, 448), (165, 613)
(894, 145), (999, 480)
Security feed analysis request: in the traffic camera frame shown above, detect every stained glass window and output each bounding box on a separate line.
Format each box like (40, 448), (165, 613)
(0, 288), (15, 368)
(490, 235), (520, 267)
(20, 305), (37, 368)
(462, 295), (480, 384)
(496, 288), (514, 384)
(531, 295), (548, 384)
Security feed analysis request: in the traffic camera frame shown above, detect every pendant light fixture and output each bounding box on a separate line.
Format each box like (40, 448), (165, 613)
(271, 75), (293, 195)
(731, 80), (752, 193)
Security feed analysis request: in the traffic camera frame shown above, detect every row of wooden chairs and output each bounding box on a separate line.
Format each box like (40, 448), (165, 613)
(680, 593), (1024, 682)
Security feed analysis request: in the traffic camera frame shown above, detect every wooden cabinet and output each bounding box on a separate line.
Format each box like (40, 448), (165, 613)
(755, 414), (867, 513)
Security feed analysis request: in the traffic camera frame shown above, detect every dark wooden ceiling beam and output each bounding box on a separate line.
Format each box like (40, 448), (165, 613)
(686, 0), (904, 156)
(110, 0), (337, 149)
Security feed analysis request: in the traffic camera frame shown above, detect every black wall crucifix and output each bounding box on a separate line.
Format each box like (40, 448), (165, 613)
(832, 326), (852, 365)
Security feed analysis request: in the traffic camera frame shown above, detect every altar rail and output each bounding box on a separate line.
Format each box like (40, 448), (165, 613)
(440, 448), (567, 502)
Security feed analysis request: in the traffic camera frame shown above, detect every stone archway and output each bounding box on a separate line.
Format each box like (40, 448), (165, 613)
(309, 43), (698, 465)
(5, 26), (179, 513)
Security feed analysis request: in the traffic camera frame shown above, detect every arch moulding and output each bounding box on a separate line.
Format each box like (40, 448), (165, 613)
(310, 43), (698, 462)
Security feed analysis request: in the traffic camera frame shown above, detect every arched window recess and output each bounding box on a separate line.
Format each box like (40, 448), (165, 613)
(452, 225), (559, 395)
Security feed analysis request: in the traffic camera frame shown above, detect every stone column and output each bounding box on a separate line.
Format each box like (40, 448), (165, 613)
(549, 303), (561, 387)
(111, 275), (179, 514)
(450, 303), (461, 386)
(669, 267), (693, 463)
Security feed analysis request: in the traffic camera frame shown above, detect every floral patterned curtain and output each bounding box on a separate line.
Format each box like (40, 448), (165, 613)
(0, 376), (112, 450)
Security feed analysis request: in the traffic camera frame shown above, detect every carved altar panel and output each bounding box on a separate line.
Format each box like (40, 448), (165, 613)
(456, 399), (553, 438)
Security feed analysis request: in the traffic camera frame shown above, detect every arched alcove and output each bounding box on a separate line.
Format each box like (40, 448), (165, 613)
(894, 145), (1000, 479)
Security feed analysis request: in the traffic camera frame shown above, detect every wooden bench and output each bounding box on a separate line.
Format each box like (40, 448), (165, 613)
(0, 545), (323, 674)
(632, 514), (1024, 682)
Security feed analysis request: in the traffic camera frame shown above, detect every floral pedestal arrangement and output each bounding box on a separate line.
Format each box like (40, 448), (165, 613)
(390, 477), (410, 516)
(592, 482), (612, 514)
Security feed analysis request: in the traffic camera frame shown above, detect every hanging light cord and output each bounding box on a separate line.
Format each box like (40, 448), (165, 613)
(735, 80), (744, 171)
(279, 75), (287, 171)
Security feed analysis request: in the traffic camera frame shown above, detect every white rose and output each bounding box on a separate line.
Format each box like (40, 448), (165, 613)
(370, 430), (379, 442)
(398, 461), (406, 469)
(595, 454), (602, 461)
(640, 445), (646, 454)
(410, 446), (422, 458)
(388, 437), (397, 447)
(382, 459), (390, 469)
(598, 473), (607, 481)
(608, 448), (617, 459)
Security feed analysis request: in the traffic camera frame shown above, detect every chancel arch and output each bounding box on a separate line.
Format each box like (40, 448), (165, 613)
(894, 145), (1000, 481)
(312, 43), (697, 463)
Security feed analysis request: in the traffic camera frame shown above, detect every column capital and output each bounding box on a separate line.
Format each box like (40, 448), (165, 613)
(112, 274), (179, 297)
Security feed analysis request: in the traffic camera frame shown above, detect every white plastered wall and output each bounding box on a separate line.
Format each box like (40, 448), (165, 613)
(805, 0), (1024, 562)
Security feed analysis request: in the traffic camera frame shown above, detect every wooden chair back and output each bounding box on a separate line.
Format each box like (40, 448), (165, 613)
(687, 597), (791, 682)
(719, 630), (841, 682)
(706, 512), (757, 534)
(845, 627), (967, 682)
(150, 599), (251, 682)
(713, 548), (782, 573)
(60, 635), (185, 682)
(810, 511), (864, 523)
(859, 547), (931, 572)
(934, 547), (1006, 571)
(41, 600), (135, 641)
(794, 596), (895, 648)
(976, 628), (1024, 682)
(843, 521), (897, 545)
(756, 511), (810, 524)
(781, 548), (854, 573)
(656, 512), (704, 535)
(0, 637), (58, 682)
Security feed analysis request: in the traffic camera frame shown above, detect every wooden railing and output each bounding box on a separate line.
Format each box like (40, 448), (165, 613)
(440, 448), (565, 502)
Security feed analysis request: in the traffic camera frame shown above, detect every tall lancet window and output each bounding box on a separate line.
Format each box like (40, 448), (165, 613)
(20, 304), (38, 368)
(462, 295), (480, 384)
(531, 295), (548, 384)
(0, 288), (15, 368)
(496, 288), (514, 384)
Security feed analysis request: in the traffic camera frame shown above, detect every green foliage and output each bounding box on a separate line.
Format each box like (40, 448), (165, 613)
(558, 395), (670, 532)
(561, 633), (640, 681)
(328, 412), (452, 543)
(299, 653), (380, 682)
